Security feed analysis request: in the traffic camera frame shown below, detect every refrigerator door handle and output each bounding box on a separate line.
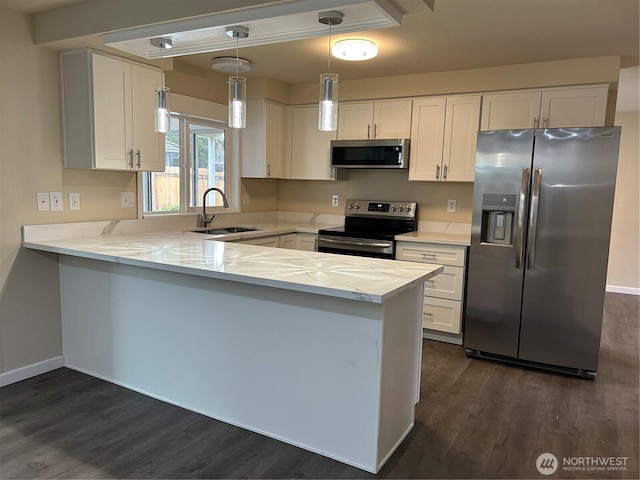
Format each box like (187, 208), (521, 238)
(515, 168), (530, 269)
(526, 168), (543, 269)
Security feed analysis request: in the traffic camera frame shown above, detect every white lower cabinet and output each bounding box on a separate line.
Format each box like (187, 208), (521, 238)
(279, 233), (297, 249)
(232, 233), (317, 251)
(396, 242), (467, 342)
(296, 233), (318, 251)
(233, 235), (280, 248)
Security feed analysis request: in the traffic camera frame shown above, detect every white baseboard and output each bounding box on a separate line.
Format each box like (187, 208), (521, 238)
(606, 285), (640, 296)
(0, 356), (64, 387)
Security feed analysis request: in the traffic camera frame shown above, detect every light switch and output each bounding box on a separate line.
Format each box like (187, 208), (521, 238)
(69, 192), (80, 210)
(50, 192), (63, 212)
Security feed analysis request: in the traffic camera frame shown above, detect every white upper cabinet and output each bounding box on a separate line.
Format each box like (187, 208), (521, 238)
(290, 105), (337, 180)
(409, 95), (481, 182)
(242, 99), (286, 178)
(337, 99), (412, 140)
(481, 85), (608, 130)
(61, 50), (165, 171)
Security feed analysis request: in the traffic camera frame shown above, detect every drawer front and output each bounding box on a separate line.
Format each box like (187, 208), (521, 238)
(424, 265), (464, 301)
(396, 242), (466, 267)
(423, 297), (462, 334)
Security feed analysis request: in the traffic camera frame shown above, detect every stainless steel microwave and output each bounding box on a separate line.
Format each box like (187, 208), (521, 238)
(330, 138), (409, 169)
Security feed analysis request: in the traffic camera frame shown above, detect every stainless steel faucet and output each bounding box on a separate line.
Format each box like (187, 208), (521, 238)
(200, 187), (229, 227)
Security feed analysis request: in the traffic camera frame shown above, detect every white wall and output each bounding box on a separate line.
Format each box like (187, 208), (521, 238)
(607, 67), (640, 293)
(0, 6), (138, 377)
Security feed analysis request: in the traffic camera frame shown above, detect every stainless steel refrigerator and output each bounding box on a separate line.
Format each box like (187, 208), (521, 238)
(464, 127), (621, 378)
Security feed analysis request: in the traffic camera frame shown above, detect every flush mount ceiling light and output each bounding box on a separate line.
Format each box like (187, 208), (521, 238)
(332, 39), (378, 61)
(211, 57), (252, 73)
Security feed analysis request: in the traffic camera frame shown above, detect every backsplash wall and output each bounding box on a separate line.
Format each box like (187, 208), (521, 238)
(276, 170), (473, 223)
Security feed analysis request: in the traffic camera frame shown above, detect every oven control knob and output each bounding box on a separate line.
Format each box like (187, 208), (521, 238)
(405, 205), (412, 213)
(354, 202), (360, 209)
(347, 203), (353, 209)
(398, 205), (404, 212)
(391, 204), (397, 212)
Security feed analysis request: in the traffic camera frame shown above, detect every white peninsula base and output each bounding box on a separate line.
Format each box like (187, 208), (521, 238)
(60, 255), (425, 473)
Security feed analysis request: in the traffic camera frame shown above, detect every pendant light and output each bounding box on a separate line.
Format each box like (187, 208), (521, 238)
(318, 11), (343, 132)
(226, 26), (249, 129)
(150, 37), (172, 133)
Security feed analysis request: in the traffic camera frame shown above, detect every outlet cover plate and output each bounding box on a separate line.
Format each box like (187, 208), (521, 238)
(37, 192), (50, 212)
(121, 192), (135, 208)
(69, 192), (80, 210)
(447, 199), (457, 213)
(50, 192), (63, 212)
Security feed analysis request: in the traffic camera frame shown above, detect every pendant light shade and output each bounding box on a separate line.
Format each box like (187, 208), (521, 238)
(226, 26), (249, 129)
(318, 11), (343, 132)
(228, 76), (247, 129)
(150, 37), (172, 133)
(319, 73), (339, 131)
(155, 87), (171, 133)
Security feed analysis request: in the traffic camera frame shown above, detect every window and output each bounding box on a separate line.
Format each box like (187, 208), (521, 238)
(143, 114), (234, 214)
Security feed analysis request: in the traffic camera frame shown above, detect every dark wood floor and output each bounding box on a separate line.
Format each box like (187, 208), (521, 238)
(1, 293), (638, 479)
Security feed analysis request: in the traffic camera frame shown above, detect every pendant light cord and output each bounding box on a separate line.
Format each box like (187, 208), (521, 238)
(327, 21), (332, 74)
(236, 35), (240, 78)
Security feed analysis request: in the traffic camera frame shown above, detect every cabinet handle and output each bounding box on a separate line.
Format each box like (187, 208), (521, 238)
(136, 150), (141, 168)
(436, 165), (440, 180)
(373, 124), (377, 138)
(542, 117), (549, 128)
(443, 164), (448, 180)
(421, 253), (437, 258)
(533, 117), (539, 129)
(267, 163), (271, 177)
(128, 149), (134, 168)
(367, 124), (371, 139)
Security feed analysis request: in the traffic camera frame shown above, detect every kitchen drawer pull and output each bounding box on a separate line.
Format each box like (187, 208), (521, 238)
(136, 150), (141, 168)
(128, 149), (134, 168)
(421, 253), (437, 257)
(436, 165), (440, 180)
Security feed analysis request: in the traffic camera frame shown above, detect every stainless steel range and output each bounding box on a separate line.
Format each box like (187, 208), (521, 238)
(318, 199), (417, 259)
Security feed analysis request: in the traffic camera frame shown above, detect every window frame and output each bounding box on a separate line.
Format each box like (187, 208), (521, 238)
(138, 94), (240, 219)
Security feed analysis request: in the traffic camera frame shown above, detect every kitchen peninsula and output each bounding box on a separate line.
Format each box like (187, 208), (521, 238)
(23, 222), (442, 474)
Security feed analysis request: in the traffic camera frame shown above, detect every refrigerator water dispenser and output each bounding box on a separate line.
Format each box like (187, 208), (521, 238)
(481, 194), (516, 245)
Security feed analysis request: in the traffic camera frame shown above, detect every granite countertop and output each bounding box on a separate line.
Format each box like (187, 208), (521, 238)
(23, 225), (442, 304)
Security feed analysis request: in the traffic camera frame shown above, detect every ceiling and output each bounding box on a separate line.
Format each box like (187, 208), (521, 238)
(1, 0), (638, 85)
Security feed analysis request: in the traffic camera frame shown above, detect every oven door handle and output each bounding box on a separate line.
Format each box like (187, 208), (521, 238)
(318, 237), (393, 249)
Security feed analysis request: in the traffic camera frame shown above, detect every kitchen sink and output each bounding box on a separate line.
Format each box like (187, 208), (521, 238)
(191, 226), (258, 235)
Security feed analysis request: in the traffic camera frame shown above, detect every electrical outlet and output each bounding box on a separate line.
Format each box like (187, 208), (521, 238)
(69, 192), (80, 210)
(332, 195), (339, 207)
(50, 192), (63, 212)
(242, 193), (251, 206)
(37, 192), (50, 212)
(447, 199), (457, 213)
(121, 192), (135, 208)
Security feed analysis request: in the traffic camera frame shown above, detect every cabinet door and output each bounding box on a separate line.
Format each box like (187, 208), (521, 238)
(131, 65), (164, 172)
(373, 100), (412, 139)
(540, 85), (608, 128)
(337, 102), (374, 139)
(480, 91), (541, 130)
(265, 101), (284, 178)
(408, 98), (446, 181)
(290, 105), (336, 180)
(279, 234), (297, 249)
(296, 233), (317, 251)
(442, 95), (481, 182)
(92, 54), (131, 170)
(423, 297), (462, 334)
